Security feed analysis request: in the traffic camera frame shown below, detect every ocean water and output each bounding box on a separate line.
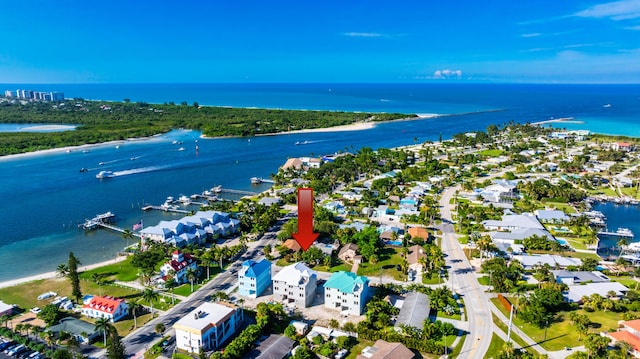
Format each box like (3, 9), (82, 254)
(0, 83), (639, 281)
(594, 202), (640, 257)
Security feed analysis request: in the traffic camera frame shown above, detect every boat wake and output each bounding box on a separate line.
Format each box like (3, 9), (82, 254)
(113, 165), (172, 177)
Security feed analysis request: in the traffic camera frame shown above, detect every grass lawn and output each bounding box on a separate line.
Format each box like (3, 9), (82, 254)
(477, 276), (490, 286)
(611, 275), (639, 288)
(562, 237), (588, 250)
(543, 202), (577, 214)
(345, 339), (374, 359)
(620, 187), (640, 199)
(491, 313), (529, 351)
(79, 256), (139, 282)
(173, 283), (203, 297)
(484, 333), (506, 359)
(478, 149), (504, 157)
(422, 275), (442, 285)
(437, 311), (462, 321)
(449, 332), (466, 358)
(357, 247), (404, 280)
(490, 298), (623, 351)
(458, 236), (469, 245)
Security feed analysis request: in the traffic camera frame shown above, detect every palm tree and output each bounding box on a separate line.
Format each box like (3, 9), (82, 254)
(0, 315), (9, 329)
(122, 229), (135, 249)
(128, 301), (143, 328)
(142, 288), (159, 317)
(186, 267), (197, 293)
(56, 263), (68, 277)
(94, 316), (112, 346)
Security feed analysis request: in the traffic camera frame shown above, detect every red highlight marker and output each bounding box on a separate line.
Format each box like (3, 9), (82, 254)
(293, 188), (319, 251)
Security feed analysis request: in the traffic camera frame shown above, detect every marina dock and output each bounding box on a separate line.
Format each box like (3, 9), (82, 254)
(142, 205), (191, 214)
(215, 186), (259, 196)
(597, 228), (634, 238)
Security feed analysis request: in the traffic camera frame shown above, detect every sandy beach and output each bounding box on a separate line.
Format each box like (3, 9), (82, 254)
(0, 255), (128, 289)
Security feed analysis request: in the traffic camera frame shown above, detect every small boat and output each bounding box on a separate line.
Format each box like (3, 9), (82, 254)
(603, 104), (612, 108)
(178, 147), (185, 151)
(178, 195), (191, 205)
(295, 141), (300, 145)
(251, 177), (263, 184)
(79, 168), (88, 173)
(96, 171), (114, 179)
(99, 162), (105, 165)
(115, 145), (120, 149)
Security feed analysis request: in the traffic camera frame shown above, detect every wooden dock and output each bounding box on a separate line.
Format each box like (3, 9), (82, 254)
(142, 205), (191, 214)
(216, 187), (259, 196)
(597, 229), (634, 238)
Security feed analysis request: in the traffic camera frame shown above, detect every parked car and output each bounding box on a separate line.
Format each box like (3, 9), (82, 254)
(335, 349), (349, 359)
(7, 345), (25, 356)
(17, 349), (33, 359)
(0, 341), (16, 351)
(4, 344), (21, 354)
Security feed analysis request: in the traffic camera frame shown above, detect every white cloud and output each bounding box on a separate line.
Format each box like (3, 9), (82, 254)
(521, 33), (541, 38)
(343, 32), (383, 38)
(574, 0), (640, 20)
(433, 69), (462, 79)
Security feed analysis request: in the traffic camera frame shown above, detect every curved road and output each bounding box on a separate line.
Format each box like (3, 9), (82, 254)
(438, 186), (493, 359)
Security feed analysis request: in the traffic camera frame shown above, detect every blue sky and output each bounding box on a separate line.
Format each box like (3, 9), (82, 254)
(1, 0), (639, 83)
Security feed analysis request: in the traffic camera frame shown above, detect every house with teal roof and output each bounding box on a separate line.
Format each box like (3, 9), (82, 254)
(239, 259), (272, 298)
(324, 271), (370, 316)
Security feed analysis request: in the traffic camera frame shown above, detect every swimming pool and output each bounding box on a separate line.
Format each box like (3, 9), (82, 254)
(556, 239), (568, 246)
(385, 240), (402, 246)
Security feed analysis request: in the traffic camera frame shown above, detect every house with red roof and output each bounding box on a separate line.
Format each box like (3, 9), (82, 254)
(607, 319), (640, 357)
(159, 251), (198, 284)
(81, 295), (128, 322)
(612, 142), (635, 152)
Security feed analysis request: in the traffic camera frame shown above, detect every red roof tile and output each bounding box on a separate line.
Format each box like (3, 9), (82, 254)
(610, 330), (640, 352)
(82, 295), (125, 314)
(624, 319), (640, 333)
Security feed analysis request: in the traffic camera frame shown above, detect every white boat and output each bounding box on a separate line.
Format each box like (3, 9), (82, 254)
(178, 147), (185, 151)
(178, 195), (191, 205)
(603, 104), (611, 108)
(96, 171), (114, 179)
(250, 177), (263, 184)
(617, 228), (634, 237)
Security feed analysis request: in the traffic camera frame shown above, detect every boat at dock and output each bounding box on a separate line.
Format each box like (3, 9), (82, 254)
(597, 227), (635, 238)
(96, 170), (114, 179)
(81, 211), (115, 230)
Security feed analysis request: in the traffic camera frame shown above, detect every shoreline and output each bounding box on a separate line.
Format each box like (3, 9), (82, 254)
(0, 255), (128, 290)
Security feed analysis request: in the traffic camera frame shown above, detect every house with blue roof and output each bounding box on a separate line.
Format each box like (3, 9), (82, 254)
(238, 259), (272, 298)
(324, 271), (370, 316)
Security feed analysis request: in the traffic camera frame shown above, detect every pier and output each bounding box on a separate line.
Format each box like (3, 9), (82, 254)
(142, 205), (191, 214)
(597, 228), (634, 238)
(215, 187), (259, 196)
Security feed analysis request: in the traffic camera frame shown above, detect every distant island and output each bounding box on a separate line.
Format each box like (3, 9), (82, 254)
(0, 97), (414, 156)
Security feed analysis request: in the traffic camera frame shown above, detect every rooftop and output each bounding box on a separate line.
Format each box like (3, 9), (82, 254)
(173, 302), (237, 331)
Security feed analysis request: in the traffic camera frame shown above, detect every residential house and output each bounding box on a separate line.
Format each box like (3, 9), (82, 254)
(238, 259), (272, 298)
(482, 213), (545, 231)
(245, 334), (295, 359)
(608, 319), (640, 358)
(159, 251), (198, 284)
(272, 262), (317, 308)
(140, 210), (239, 245)
(513, 254), (582, 270)
(407, 245), (427, 274)
(281, 158), (304, 171)
(535, 209), (569, 223)
(324, 271), (370, 316)
(338, 243), (359, 263)
(173, 302), (243, 353)
(394, 292), (430, 330)
(282, 239), (302, 252)
(258, 197), (282, 206)
(564, 282), (629, 303)
(407, 227), (429, 241)
(81, 295), (128, 322)
(551, 270), (610, 285)
(357, 340), (415, 359)
(48, 317), (100, 344)
(612, 142), (634, 152)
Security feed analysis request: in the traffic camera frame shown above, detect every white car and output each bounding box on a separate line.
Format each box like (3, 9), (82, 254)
(29, 307), (41, 314)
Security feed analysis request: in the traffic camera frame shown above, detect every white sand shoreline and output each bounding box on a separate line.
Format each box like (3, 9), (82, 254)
(0, 255), (128, 290)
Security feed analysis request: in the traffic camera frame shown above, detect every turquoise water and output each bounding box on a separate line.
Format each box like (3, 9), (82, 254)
(0, 83), (639, 281)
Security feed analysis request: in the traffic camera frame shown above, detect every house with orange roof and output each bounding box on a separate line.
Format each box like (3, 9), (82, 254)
(608, 319), (640, 357)
(407, 227), (429, 241)
(612, 142), (634, 152)
(282, 239), (302, 252)
(81, 295), (128, 322)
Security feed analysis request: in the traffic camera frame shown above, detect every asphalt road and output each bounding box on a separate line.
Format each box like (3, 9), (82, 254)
(438, 186), (493, 359)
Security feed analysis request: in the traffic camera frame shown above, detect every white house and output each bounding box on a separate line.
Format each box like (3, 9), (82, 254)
(272, 262), (317, 308)
(81, 296), (128, 322)
(324, 271), (370, 316)
(159, 251), (198, 284)
(173, 302), (243, 353)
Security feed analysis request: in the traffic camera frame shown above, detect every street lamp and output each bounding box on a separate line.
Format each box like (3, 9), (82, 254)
(544, 319), (549, 341)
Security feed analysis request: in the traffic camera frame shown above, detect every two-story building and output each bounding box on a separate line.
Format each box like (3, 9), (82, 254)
(608, 319), (640, 358)
(81, 296), (129, 322)
(272, 262), (317, 308)
(159, 251), (198, 284)
(238, 259), (272, 298)
(324, 271), (370, 316)
(173, 302), (243, 353)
